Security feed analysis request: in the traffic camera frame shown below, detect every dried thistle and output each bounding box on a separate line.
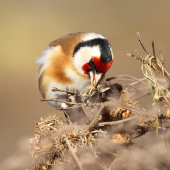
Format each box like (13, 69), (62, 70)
(27, 33), (170, 170)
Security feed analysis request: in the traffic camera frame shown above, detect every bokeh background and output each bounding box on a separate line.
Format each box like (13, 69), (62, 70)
(1, 0), (170, 165)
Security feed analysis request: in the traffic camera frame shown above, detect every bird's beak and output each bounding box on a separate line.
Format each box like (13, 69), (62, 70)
(89, 71), (102, 86)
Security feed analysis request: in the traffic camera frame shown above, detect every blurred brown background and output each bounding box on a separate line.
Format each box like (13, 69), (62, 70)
(0, 0), (170, 164)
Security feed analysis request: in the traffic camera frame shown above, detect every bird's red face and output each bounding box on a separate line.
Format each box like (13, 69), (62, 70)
(82, 57), (113, 74)
(82, 57), (113, 85)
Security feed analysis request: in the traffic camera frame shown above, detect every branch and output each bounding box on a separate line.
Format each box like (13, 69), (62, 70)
(136, 32), (149, 55)
(106, 75), (148, 86)
(99, 116), (138, 126)
(66, 138), (84, 170)
(86, 104), (105, 131)
(152, 41), (156, 58)
(41, 98), (82, 106)
(128, 33), (170, 84)
(52, 87), (83, 96)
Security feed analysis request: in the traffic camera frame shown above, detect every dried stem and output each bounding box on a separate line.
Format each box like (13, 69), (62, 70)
(86, 104), (105, 131)
(107, 75), (148, 86)
(99, 116), (138, 126)
(52, 87), (83, 96)
(152, 41), (156, 58)
(66, 138), (84, 170)
(136, 32), (149, 55)
(41, 98), (82, 106)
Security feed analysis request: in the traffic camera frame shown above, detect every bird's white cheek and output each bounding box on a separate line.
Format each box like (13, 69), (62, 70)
(73, 46), (101, 75)
(73, 47), (91, 75)
(91, 46), (101, 58)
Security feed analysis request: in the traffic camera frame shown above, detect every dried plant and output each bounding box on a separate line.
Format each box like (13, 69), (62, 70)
(28, 34), (170, 170)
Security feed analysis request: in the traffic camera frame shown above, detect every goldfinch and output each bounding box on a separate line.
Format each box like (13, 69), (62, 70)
(36, 32), (113, 109)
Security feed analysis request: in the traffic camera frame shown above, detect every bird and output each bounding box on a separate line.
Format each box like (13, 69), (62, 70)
(36, 32), (113, 122)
